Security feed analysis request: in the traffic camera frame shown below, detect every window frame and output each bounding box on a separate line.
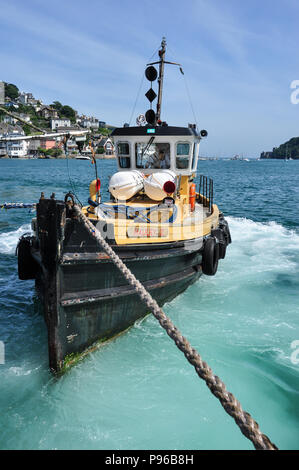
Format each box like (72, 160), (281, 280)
(135, 141), (171, 170)
(117, 140), (131, 169)
(117, 141), (130, 156)
(175, 141), (191, 170)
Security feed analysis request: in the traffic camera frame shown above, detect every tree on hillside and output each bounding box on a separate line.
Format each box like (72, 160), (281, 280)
(22, 124), (32, 136)
(4, 83), (19, 100)
(60, 105), (76, 119)
(99, 127), (111, 136)
(271, 137), (299, 159)
(51, 101), (63, 111)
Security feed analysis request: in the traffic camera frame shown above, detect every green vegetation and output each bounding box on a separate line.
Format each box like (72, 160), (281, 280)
(58, 352), (83, 375)
(99, 127), (111, 136)
(61, 105), (76, 119)
(273, 137), (299, 159)
(51, 101), (63, 111)
(48, 148), (63, 157)
(1, 82), (111, 138)
(4, 83), (19, 100)
(51, 101), (76, 122)
(38, 147), (63, 157)
(10, 103), (50, 130)
(58, 336), (109, 375)
(22, 124), (33, 135)
(261, 137), (299, 159)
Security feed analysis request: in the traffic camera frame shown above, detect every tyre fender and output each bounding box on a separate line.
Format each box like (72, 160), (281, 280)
(202, 237), (219, 276)
(219, 217), (232, 245)
(16, 235), (39, 280)
(211, 228), (226, 259)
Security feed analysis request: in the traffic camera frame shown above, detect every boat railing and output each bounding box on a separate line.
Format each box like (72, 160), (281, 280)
(198, 175), (214, 213)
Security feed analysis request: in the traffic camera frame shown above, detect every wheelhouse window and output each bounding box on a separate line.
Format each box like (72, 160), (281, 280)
(117, 142), (130, 168)
(135, 142), (170, 169)
(176, 142), (190, 169)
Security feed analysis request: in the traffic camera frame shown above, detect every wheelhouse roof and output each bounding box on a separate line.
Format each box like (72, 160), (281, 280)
(111, 126), (199, 137)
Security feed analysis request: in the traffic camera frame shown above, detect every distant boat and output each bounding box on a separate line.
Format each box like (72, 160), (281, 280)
(230, 155), (249, 161)
(75, 155), (91, 160)
(284, 145), (292, 161)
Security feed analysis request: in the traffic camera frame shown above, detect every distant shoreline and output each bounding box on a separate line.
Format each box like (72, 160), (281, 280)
(0, 154), (116, 160)
(2, 155), (298, 161)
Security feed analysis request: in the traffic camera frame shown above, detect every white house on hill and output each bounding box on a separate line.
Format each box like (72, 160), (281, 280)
(51, 118), (71, 130)
(0, 124), (29, 158)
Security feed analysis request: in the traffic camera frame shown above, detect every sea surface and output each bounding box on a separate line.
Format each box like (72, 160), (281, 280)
(0, 158), (298, 450)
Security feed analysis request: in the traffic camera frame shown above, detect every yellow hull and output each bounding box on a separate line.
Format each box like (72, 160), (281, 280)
(84, 198), (220, 245)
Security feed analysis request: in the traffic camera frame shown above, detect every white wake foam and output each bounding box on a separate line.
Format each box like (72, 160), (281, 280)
(225, 216), (299, 276)
(0, 224), (32, 255)
(1, 216), (297, 264)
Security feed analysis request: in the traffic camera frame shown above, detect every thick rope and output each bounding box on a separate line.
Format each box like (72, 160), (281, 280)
(73, 204), (278, 450)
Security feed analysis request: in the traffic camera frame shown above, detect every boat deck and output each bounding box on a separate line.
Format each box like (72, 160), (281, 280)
(83, 199), (219, 245)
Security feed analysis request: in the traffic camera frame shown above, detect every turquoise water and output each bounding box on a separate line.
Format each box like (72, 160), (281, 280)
(0, 158), (298, 450)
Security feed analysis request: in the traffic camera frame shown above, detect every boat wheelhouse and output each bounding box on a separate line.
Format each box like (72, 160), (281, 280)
(84, 123), (214, 247)
(113, 124), (203, 173)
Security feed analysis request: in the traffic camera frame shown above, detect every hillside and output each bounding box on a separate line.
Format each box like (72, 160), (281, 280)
(0, 81), (111, 136)
(260, 137), (299, 159)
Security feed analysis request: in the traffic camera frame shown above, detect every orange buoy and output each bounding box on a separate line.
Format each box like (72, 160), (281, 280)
(189, 183), (196, 212)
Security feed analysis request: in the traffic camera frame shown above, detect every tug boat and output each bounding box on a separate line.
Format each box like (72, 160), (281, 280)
(17, 38), (231, 373)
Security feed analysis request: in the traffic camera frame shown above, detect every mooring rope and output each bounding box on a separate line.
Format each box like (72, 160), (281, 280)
(74, 204), (277, 450)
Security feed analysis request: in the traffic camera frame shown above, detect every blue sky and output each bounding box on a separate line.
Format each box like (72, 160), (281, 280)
(1, 0), (299, 157)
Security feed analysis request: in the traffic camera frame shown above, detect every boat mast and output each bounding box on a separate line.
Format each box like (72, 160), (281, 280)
(146, 37), (182, 124)
(156, 37), (166, 122)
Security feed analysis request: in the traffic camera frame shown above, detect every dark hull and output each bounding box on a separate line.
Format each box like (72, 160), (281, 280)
(31, 198), (204, 373)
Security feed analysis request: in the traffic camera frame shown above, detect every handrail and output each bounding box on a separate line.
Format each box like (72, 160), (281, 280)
(198, 175), (214, 213)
